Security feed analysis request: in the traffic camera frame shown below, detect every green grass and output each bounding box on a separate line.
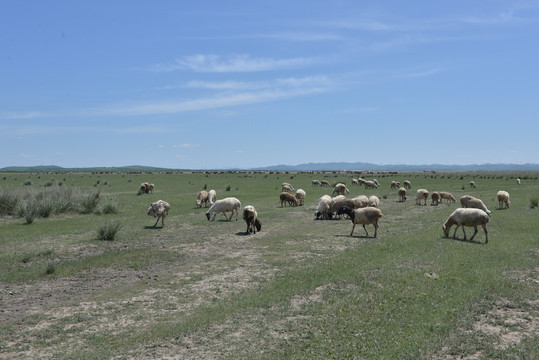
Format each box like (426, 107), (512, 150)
(0, 171), (537, 359)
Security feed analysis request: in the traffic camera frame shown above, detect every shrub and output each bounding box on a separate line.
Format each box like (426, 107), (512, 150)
(226, 185), (231, 192)
(102, 201), (119, 214)
(530, 198), (538, 209)
(97, 221), (122, 241)
(24, 180), (32, 186)
(0, 190), (20, 216)
(22, 201), (39, 224)
(45, 263), (56, 275)
(79, 192), (100, 214)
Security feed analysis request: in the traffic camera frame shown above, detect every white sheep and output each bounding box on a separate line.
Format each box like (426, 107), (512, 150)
(398, 187), (407, 202)
(208, 189), (217, 206)
(390, 181), (400, 189)
(460, 195), (491, 216)
(295, 189), (306, 206)
(196, 190), (209, 208)
(431, 192), (440, 206)
(368, 195), (380, 208)
(470, 181), (476, 188)
(282, 183), (294, 192)
(403, 180), (411, 189)
(439, 191), (456, 204)
(373, 179), (380, 187)
(329, 195), (356, 219)
(332, 183), (350, 197)
(516, 178), (521, 185)
(280, 192), (299, 207)
(497, 190), (511, 209)
(364, 180), (378, 189)
(138, 182), (150, 195)
(315, 195), (332, 219)
(312, 180), (322, 186)
(243, 205), (261, 234)
(205, 197), (241, 221)
(336, 206), (384, 237)
(148, 183), (155, 193)
(442, 208), (490, 243)
(147, 200), (170, 227)
(352, 195), (370, 208)
(351, 178), (359, 185)
(416, 189), (429, 205)
(321, 180), (330, 187)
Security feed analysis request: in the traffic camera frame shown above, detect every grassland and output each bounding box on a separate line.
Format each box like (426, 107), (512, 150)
(0, 171), (537, 359)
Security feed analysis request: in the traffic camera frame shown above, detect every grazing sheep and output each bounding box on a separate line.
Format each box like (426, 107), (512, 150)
(315, 195), (332, 219)
(332, 183), (350, 197)
(295, 189), (306, 206)
(312, 180), (322, 186)
(398, 187), (407, 202)
(208, 189), (217, 206)
(205, 197), (241, 221)
(416, 189), (429, 205)
(460, 195), (491, 216)
(403, 180), (411, 189)
(431, 192), (440, 206)
(148, 183), (155, 194)
(442, 208), (490, 243)
(351, 178), (359, 185)
(280, 192), (299, 207)
(243, 205), (261, 234)
(352, 195), (370, 208)
(364, 180), (378, 189)
(470, 181), (476, 188)
(516, 178), (521, 185)
(439, 191), (456, 204)
(337, 206), (383, 237)
(329, 195), (356, 219)
(320, 180), (330, 187)
(196, 190), (209, 208)
(138, 182), (150, 195)
(282, 183), (294, 192)
(368, 195), (380, 208)
(497, 190), (511, 209)
(147, 200), (170, 228)
(373, 179), (380, 187)
(390, 181), (400, 189)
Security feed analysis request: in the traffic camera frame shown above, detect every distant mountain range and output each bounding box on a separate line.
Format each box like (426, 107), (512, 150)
(1, 162), (539, 172)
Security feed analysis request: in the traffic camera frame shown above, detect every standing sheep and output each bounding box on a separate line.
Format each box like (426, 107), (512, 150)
(312, 180), (322, 186)
(243, 205), (261, 234)
(282, 183), (294, 192)
(147, 200), (170, 228)
(337, 206), (383, 237)
(352, 195), (370, 208)
(403, 180), (411, 189)
(148, 183), (155, 194)
(295, 189), (306, 206)
(208, 189), (217, 206)
(516, 178), (521, 185)
(398, 187), (407, 202)
(460, 195), (491, 216)
(390, 181), (400, 189)
(442, 208), (490, 243)
(332, 183), (350, 197)
(280, 192), (299, 207)
(205, 197), (241, 221)
(196, 190), (209, 208)
(431, 192), (440, 206)
(364, 180), (378, 189)
(138, 182), (150, 195)
(470, 181), (476, 188)
(439, 191), (456, 204)
(416, 189), (429, 205)
(368, 195), (380, 208)
(351, 178), (359, 185)
(497, 191), (511, 209)
(321, 180), (330, 187)
(315, 195), (332, 219)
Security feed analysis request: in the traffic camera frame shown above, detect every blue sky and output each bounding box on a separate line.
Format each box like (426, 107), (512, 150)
(1, 1), (538, 169)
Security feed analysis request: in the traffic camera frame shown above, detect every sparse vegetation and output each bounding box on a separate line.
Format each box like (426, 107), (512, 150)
(97, 220), (122, 241)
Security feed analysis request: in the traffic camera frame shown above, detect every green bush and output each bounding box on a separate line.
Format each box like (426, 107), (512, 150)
(97, 220), (122, 241)
(102, 201), (119, 214)
(530, 198), (538, 209)
(79, 192), (100, 214)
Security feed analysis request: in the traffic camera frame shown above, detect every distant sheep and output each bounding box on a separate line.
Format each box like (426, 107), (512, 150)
(516, 178), (521, 185)
(147, 200), (170, 228)
(368, 195), (380, 208)
(431, 192), (440, 206)
(416, 189), (429, 205)
(196, 190), (209, 208)
(351, 178), (359, 185)
(321, 180), (330, 187)
(280, 192), (299, 207)
(403, 180), (411, 189)
(390, 181), (400, 189)
(282, 183), (294, 192)
(398, 187), (407, 202)
(205, 197), (241, 221)
(497, 191), (511, 209)
(295, 189), (306, 206)
(332, 183), (350, 197)
(337, 206), (384, 237)
(470, 181), (476, 188)
(460, 195), (491, 216)
(442, 208), (490, 243)
(208, 189), (217, 206)
(243, 205), (261, 234)
(148, 183), (155, 194)
(138, 182), (151, 195)
(439, 191), (456, 204)
(352, 195), (370, 208)
(312, 180), (322, 186)
(315, 195), (332, 219)
(364, 180), (378, 189)
(373, 179), (380, 187)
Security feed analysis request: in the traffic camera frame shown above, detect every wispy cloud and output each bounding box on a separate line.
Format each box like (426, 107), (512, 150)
(399, 68), (443, 78)
(147, 54), (318, 73)
(173, 143), (200, 148)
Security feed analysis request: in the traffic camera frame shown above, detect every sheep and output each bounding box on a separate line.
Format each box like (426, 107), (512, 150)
(390, 181), (400, 189)
(332, 183), (350, 197)
(208, 189), (217, 206)
(147, 200), (170, 228)
(351, 178), (359, 185)
(295, 189), (306, 206)
(516, 178), (521, 185)
(196, 190), (209, 208)
(320, 180), (330, 187)
(205, 197), (241, 221)
(368, 195), (380, 208)
(352, 195), (370, 208)
(431, 191), (440, 206)
(138, 182), (150, 195)
(315, 195), (332, 219)
(460, 195), (491, 216)
(497, 190), (511, 209)
(282, 183), (294, 192)
(416, 189), (429, 205)
(312, 180), (322, 186)
(439, 191), (456, 204)
(148, 183), (155, 194)
(280, 192), (298, 207)
(364, 180), (378, 189)
(373, 179), (380, 187)
(470, 181), (476, 188)
(398, 187), (407, 202)
(337, 206), (383, 237)
(243, 205), (261, 234)
(442, 208), (490, 243)
(403, 180), (411, 189)
(329, 195), (356, 219)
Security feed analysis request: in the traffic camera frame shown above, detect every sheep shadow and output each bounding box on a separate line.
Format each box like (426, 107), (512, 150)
(143, 225), (164, 230)
(334, 234), (374, 239)
(441, 236), (484, 245)
(235, 231), (258, 236)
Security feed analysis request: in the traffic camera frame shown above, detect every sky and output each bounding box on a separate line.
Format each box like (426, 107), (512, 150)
(1, 1), (538, 169)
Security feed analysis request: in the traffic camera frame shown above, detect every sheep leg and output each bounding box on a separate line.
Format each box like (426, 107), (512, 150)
(161, 217), (165, 227)
(461, 226), (467, 240)
(350, 223), (356, 236)
(373, 224), (378, 238)
(452, 225), (460, 239)
(482, 224), (488, 243)
(153, 217), (160, 227)
(470, 226), (479, 241)
(363, 225), (369, 237)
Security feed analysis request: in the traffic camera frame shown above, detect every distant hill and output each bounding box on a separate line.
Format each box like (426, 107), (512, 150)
(1, 162), (539, 172)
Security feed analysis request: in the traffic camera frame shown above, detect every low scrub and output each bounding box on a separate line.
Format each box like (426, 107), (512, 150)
(97, 220), (122, 241)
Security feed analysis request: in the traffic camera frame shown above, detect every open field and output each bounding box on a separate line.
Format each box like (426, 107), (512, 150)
(0, 171), (538, 359)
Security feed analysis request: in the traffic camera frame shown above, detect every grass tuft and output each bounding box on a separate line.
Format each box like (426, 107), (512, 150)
(97, 220), (122, 241)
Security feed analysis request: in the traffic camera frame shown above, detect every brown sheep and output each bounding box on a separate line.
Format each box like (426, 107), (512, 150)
(280, 192), (298, 207)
